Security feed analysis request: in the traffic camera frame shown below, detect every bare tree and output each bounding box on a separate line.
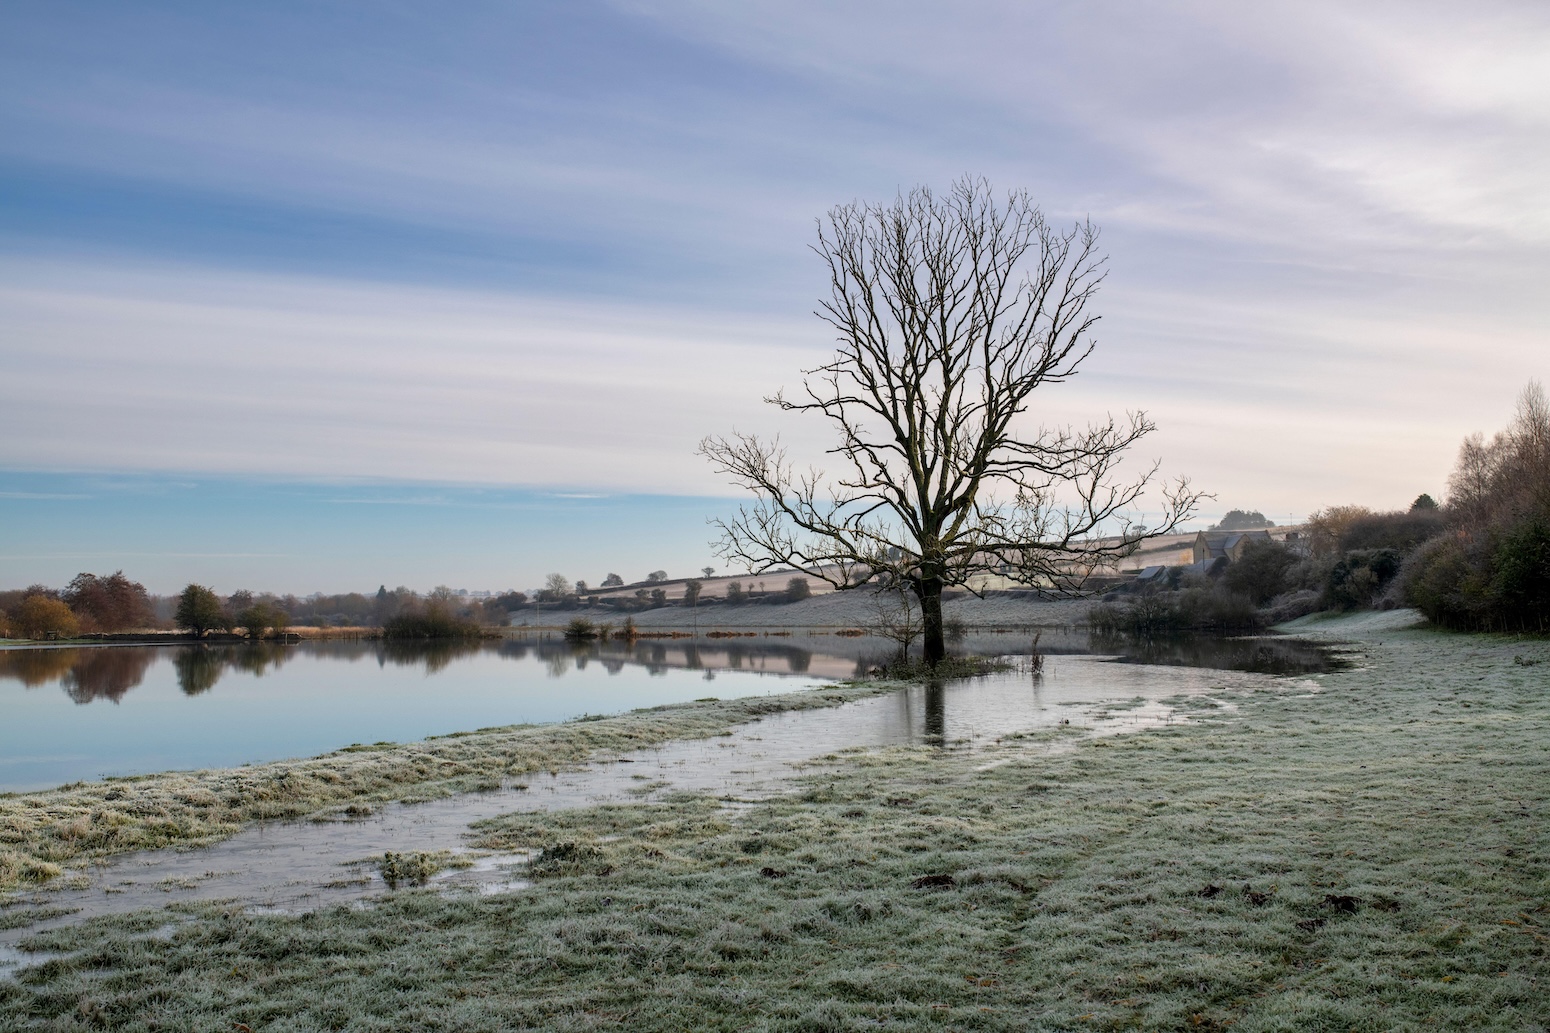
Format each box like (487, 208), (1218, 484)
(701, 178), (1201, 664)
(869, 585), (922, 658)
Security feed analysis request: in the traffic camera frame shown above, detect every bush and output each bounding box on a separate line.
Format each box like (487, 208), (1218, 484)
(382, 608), (480, 639)
(11, 595), (80, 640)
(1087, 584), (1264, 634)
(1490, 519), (1550, 631)
(1221, 540), (1295, 604)
(237, 603), (289, 639)
(563, 618), (598, 641)
(1338, 510), (1445, 554)
(1323, 549), (1403, 610)
(785, 577), (812, 604)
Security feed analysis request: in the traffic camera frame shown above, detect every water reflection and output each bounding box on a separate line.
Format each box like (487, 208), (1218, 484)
(1089, 632), (1347, 674)
(0, 629), (1344, 706)
(62, 648), (159, 704)
(1, 654), (1295, 944)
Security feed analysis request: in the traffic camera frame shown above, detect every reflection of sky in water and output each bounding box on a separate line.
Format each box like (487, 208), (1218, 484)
(0, 638), (829, 792)
(0, 654), (1297, 948)
(0, 632), (1337, 793)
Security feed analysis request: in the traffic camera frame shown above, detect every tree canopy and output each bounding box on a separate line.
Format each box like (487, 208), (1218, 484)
(175, 584), (227, 637)
(702, 177), (1199, 662)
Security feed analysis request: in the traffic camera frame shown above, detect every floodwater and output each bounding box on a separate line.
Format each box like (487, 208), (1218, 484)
(0, 641), (1334, 967)
(0, 630), (1339, 793)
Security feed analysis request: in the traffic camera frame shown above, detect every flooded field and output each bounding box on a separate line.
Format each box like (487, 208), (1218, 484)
(0, 651), (1316, 959)
(0, 630), (1342, 793)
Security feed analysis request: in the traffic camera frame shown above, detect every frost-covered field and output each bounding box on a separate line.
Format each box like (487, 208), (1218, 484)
(2, 612), (1546, 1031)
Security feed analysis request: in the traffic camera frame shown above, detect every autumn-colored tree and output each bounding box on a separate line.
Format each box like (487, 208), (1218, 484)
(62, 571), (154, 632)
(12, 595), (81, 640)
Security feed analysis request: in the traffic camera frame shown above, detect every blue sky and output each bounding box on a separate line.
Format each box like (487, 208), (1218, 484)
(3, 1), (1547, 594)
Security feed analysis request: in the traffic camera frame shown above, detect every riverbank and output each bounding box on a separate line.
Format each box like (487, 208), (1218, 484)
(2, 612), (1545, 1028)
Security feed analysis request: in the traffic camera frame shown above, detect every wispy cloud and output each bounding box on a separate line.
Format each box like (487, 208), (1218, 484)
(0, 491), (91, 500)
(1, 0), (1545, 535)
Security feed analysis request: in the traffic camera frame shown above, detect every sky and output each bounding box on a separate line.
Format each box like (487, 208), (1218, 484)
(2, 0), (1547, 594)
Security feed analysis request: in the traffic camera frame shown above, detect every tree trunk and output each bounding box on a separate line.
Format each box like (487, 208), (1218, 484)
(918, 577), (945, 666)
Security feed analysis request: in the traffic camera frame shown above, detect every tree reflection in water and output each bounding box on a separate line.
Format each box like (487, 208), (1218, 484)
(62, 648), (159, 703)
(923, 681), (946, 745)
(174, 647), (225, 696)
(0, 647), (159, 702)
(0, 648), (82, 687)
(0, 630), (1342, 708)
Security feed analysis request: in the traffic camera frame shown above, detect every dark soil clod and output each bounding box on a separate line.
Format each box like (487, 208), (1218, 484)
(1242, 884), (1271, 906)
(1297, 917), (1327, 932)
(911, 874), (956, 890)
(1322, 894), (1361, 914)
(1199, 884), (1223, 898)
(759, 867), (788, 879)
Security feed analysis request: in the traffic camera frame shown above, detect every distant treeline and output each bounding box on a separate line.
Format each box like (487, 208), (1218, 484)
(0, 572), (817, 642)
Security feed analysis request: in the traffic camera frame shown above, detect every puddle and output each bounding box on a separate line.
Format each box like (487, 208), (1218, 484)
(0, 942), (68, 979)
(1, 655), (1310, 954)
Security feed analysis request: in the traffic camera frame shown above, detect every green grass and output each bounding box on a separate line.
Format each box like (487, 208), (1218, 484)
(1, 616), (1546, 1030)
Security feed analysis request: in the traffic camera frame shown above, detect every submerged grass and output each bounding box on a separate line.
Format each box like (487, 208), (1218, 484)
(1, 614), (1546, 1030)
(0, 682), (901, 893)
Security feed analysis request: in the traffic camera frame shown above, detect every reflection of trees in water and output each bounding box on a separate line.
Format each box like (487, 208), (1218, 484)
(0, 647), (159, 702)
(296, 640), (378, 665)
(923, 682), (945, 744)
(1087, 632), (1341, 675)
(227, 643), (293, 678)
(62, 647), (159, 704)
(0, 648), (82, 687)
(378, 639), (483, 674)
(174, 647), (226, 696)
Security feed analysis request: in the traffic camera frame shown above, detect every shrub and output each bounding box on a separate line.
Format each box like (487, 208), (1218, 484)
(785, 577), (812, 604)
(382, 608), (480, 639)
(1221, 539), (1295, 604)
(11, 595), (80, 640)
(237, 602), (289, 639)
(1323, 549), (1403, 610)
(1490, 519), (1550, 631)
(1338, 510), (1446, 554)
(1087, 584), (1264, 634)
(564, 618), (598, 641)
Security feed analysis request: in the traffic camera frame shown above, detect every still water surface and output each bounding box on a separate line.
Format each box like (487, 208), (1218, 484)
(0, 630), (1340, 793)
(0, 636), (833, 793)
